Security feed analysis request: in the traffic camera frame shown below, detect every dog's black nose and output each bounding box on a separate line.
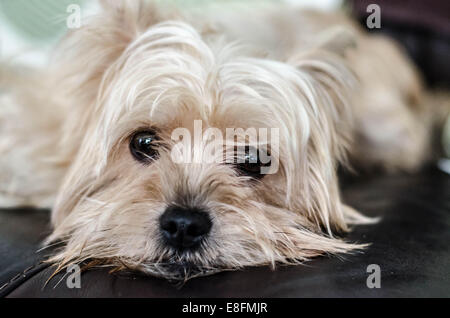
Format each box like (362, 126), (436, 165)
(160, 206), (212, 250)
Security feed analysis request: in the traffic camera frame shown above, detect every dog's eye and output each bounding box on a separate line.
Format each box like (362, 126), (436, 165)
(129, 130), (159, 163)
(235, 146), (270, 179)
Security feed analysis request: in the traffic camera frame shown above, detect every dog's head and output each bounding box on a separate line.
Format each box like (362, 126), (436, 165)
(47, 1), (367, 279)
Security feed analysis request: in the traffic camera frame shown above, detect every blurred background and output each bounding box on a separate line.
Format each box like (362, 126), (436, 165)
(0, 0), (449, 160)
(1, 0), (448, 84)
(0, 0), (341, 67)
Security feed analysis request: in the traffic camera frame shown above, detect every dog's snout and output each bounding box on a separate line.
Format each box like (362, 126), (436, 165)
(160, 205), (212, 250)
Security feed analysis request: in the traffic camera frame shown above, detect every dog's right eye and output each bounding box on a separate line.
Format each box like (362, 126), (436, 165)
(129, 130), (159, 163)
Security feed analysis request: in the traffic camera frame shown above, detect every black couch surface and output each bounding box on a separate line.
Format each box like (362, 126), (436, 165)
(1, 167), (449, 297)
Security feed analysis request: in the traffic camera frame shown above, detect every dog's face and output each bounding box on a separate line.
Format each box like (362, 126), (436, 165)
(47, 4), (364, 279)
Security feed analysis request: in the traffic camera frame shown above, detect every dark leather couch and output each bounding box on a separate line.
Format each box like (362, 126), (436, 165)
(1, 167), (449, 297)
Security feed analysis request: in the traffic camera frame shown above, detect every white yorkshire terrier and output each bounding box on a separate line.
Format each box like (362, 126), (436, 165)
(0, 1), (439, 279)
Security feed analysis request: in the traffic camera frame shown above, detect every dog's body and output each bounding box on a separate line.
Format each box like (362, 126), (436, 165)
(0, 1), (435, 279)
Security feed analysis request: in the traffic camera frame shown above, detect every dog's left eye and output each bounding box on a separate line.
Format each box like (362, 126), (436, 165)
(235, 146), (270, 179)
(129, 130), (159, 163)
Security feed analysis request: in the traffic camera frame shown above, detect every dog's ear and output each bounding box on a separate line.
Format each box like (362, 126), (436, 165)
(52, 0), (168, 156)
(51, 124), (113, 227)
(288, 47), (355, 166)
(283, 48), (374, 234)
(50, 1), (175, 226)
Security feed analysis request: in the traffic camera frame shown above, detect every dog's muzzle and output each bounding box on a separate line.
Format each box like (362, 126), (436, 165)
(159, 205), (212, 251)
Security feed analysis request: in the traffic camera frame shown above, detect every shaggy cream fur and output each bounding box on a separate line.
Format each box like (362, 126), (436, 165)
(0, 1), (434, 279)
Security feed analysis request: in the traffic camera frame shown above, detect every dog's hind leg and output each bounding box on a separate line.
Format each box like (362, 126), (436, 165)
(347, 35), (433, 172)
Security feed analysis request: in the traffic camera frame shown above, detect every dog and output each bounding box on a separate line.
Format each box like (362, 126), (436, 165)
(0, 0), (439, 280)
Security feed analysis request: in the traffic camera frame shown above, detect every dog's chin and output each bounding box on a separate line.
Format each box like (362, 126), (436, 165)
(80, 252), (224, 282)
(130, 245), (226, 281)
(138, 261), (224, 281)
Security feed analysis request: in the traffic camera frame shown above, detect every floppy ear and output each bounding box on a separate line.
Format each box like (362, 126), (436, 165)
(51, 125), (114, 227)
(285, 46), (374, 235)
(50, 0), (173, 226)
(53, 0), (171, 156)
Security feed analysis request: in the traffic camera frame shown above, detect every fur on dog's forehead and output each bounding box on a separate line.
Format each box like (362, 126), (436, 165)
(97, 21), (315, 153)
